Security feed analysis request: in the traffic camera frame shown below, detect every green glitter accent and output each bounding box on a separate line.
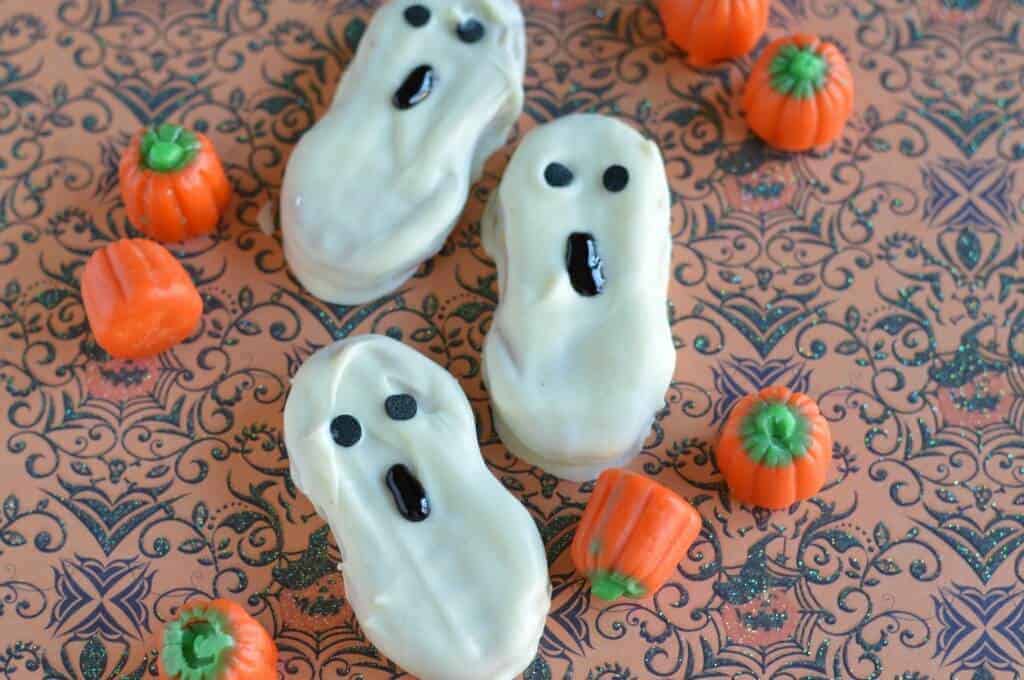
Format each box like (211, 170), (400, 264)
(273, 526), (334, 589)
(293, 591), (344, 617)
(929, 332), (1006, 390)
(139, 123), (201, 172)
(741, 604), (789, 631)
(940, 0), (981, 9)
(740, 180), (785, 200)
(769, 44), (828, 99)
(161, 605), (235, 680)
(589, 571), (646, 601)
(740, 400), (809, 467)
(80, 637), (107, 679)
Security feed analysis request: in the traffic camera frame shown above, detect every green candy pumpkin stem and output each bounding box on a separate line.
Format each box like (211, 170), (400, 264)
(740, 400), (809, 467)
(589, 571), (647, 601)
(140, 123), (201, 173)
(769, 44), (828, 99)
(162, 606), (235, 680)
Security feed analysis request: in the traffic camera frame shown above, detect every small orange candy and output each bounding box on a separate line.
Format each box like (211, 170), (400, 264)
(657, 0), (770, 67)
(717, 385), (832, 509)
(119, 123), (232, 242)
(742, 34), (855, 152)
(571, 469), (702, 601)
(82, 239), (202, 359)
(159, 599), (278, 680)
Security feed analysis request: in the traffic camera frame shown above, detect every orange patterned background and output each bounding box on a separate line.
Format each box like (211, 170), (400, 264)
(1, 0), (1023, 678)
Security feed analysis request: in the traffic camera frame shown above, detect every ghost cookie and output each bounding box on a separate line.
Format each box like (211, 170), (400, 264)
(281, 0), (526, 304)
(481, 114), (677, 481)
(283, 335), (550, 680)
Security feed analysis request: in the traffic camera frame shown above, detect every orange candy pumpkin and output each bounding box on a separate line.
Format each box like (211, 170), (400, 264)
(119, 123), (232, 242)
(658, 0), (770, 67)
(717, 385), (832, 509)
(571, 469), (702, 601)
(81, 239), (202, 359)
(159, 599), (278, 680)
(742, 34), (854, 152)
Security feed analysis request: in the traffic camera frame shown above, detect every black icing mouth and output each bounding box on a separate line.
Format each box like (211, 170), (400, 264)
(565, 232), (605, 296)
(386, 463), (430, 522)
(392, 65), (436, 110)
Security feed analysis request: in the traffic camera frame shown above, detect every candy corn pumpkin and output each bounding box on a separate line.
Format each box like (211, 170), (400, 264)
(742, 34), (854, 152)
(571, 469), (702, 601)
(119, 123), (232, 242)
(159, 599), (277, 680)
(657, 0), (770, 67)
(81, 239), (202, 359)
(717, 385), (832, 509)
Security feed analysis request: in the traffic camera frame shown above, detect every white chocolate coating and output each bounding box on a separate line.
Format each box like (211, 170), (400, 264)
(482, 114), (677, 481)
(283, 335), (550, 680)
(281, 0), (525, 304)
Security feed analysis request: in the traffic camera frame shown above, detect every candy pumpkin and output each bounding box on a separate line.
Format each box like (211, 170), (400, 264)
(657, 0), (770, 67)
(717, 385), (832, 509)
(81, 239), (202, 359)
(571, 469), (702, 601)
(119, 123), (232, 242)
(160, 599), (277, 680)
(742, 34), (854, 152)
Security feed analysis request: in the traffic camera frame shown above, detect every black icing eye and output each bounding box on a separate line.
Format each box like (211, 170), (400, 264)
(404, 4), (430, 26)
(385, 394), (417, 421)
(330, 415), (362, 447)
(544, 162), (573, 187)
(456, 18), (485, 43)
(602, 164), (629, 192)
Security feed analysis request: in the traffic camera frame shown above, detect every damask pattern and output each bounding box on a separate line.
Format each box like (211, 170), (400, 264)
(0, 0), (1022, 677)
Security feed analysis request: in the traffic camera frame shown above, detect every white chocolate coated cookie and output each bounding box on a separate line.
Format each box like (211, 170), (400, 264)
(283, 335), (550, 680)
(281, 0), (525, 304)
(482, 114), (676, 481)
